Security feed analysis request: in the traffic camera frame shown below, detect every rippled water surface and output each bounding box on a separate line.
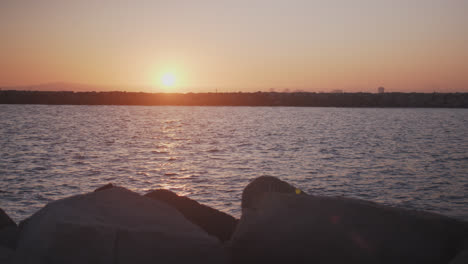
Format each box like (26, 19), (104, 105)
(1, 105), (467, 222)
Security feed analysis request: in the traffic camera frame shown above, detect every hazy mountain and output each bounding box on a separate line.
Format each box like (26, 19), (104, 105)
(0, 82), (154, 92)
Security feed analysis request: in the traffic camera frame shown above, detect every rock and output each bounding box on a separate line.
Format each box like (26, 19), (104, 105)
(449, 243), (468, 264)
(0, 208), (18, 249)
(0, 226), (19, 250)
(230, 176), (468, 264)
(145, 189), (238, 242)
(14, 187), (227, 264)
(0, 208), (16, 230)
(93, 183), (115, 192)
(17, 217), (30, 237)
(241, 175), (305, 210)
(0, 245), (14, 264)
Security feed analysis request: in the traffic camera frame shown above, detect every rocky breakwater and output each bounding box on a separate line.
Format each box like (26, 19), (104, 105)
(229, 176), (468, 264)
(5, 186), (228, 264)
(1, 176), (468, 263)
(0, 208), (19, 262)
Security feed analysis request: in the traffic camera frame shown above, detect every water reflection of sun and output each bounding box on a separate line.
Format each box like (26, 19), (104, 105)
(159, 182), (190, 196)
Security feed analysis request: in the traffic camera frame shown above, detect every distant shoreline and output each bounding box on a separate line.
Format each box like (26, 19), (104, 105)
(1, 90), (467, 108)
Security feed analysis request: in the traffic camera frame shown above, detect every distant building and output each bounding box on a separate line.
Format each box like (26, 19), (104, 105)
(378, 87), (385, 93)
(331, 89), (343, 93)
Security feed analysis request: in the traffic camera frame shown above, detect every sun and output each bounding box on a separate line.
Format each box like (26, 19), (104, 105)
(161, 72), (176, 88)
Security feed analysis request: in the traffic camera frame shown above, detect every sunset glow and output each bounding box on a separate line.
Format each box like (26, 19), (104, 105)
(161, 73), (177, 89)
(0, 0), (467, 93)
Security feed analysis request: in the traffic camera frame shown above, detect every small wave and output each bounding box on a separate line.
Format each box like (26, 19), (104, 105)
(34, 194), (51, 202)
(177, 175), (196, 179)
(439, 194), (465, 200)
(192, 178), (208, 183)
(164, 172), (178, 176)
(207, 149), (220, 153)
(73, 154), (86, 160)
(104, 140), (115, 145)
(151, 150), (169, 155)
(164, 120), (179, 124)
(103, 177), (116, 181)
(451, 156), (468, 161)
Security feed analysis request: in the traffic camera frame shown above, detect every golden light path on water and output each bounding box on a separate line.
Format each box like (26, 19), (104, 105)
(0, 106), (467, 223)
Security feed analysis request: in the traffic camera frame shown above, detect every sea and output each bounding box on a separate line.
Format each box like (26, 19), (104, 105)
(1, 105), (467, 223)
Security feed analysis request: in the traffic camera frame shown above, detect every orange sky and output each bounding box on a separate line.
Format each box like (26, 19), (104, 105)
(1, 0), (467, 93)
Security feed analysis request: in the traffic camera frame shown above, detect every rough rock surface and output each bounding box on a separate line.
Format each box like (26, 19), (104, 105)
(145, 189), (238, 242)
(0, 226), (19, 250)
(449, 243), (468, 264)
(230, 176), (468, 264)
(241, 175), (305, 210)
(0, 208), (16, 230)
(0, 208), (18, 249)
(13, 187), (227, 264)
(0, 245), (14, 264)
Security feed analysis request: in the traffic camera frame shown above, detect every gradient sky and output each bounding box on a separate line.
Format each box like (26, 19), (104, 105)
(1, 0), (467, 93)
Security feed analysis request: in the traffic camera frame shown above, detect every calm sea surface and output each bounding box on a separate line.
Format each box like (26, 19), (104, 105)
(1, 105), (467, 223)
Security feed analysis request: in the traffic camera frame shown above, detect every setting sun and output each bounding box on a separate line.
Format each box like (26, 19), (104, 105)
(161, 73), (176, 88)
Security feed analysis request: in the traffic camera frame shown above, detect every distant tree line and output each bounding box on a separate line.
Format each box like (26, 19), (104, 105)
(0, 90), (467, 108)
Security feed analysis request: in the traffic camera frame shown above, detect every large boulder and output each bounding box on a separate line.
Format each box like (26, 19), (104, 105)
(145, 189), (238, 242)
(0, 208), (16, 229)
(0, 208), (19, 249)
(0, 246), (14, 264)
(449, 243), (468, 264)
(230, 176), (468, 264)
(13, 187), (227, 264)
(241, 175), (304, 209)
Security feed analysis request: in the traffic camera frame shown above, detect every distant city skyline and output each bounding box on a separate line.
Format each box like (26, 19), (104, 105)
(1, 0), (467, 93)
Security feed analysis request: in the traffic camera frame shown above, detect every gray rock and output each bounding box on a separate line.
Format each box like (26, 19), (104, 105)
(230, 176), (468, 264)
(0, 245), (14, 264)
(241, 175), (304, 210)
(0, 226), (19, 250)
(448, 240), (468, 264)
(0, 208), (16, 229)
(0, 208), (18, 249)
(13, 187), (227, 264)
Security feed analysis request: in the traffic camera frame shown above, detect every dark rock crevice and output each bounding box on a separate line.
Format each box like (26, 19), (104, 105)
(145, 189), (238, 243)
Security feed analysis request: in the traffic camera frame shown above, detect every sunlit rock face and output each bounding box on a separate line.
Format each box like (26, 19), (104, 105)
(13, 187), (227, 264)
(230, 176), (468, 264)
(145, 189), (238, 242)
